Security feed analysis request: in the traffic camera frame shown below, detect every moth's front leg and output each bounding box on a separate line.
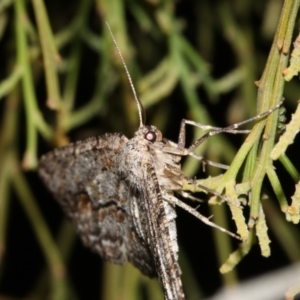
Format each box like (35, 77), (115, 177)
(177, 118), (226, 150)
(177, 100), (283, 154)
(178, 119), (250, 154)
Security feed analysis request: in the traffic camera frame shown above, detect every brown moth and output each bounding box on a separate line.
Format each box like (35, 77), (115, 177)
(38, 24), (282, 300)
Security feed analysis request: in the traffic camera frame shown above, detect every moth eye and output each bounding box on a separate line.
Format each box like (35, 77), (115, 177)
(145, 131), (156, 142)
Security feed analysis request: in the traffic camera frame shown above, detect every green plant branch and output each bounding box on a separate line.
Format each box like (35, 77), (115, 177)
(129, 1), (159, 35)
(279, 0), (299, 54)
(34, 111), (53, 140)
(14, 0), (53, 159)
(182, 0), (299, 268)
(62, 56), (110, 131)
(179, 36), (215, 100)
(169, 31), (216, 175)
(213, 67), (246, 95)
(22, 8), (39, 44)
(145, 279), (165, 300)
(98, 0), (141, 130)
(15, 0), (38, 169)
(255, 203), (271, 257)
(279, 154), (300, 182)
(138, 57), (179, 108)
(81, 28), (102, 52)
(263, 198), (300, 261)
(225, 179), (249, 240)
(0, 74), (21, 277)
(170, 33), (209, 123)
(29, 221), (77, 299)
(248, 0), (299, 225)
(271, 101), (300, 161)
(211, 204), (238, 286)
(25, 0), (91, 72)
(0, 66), (23, 101)
(248, 104), (281, 223)
(121, 264), (143, 300)
(217, 1), (257, 116)
(31, 0), (62, 110)
(62, 41), (82, 111)
(287, 181), (300, 224)
(242, 137), (260, 181)
(11, 155), (68, 299)
(266, 166), (289, 211)
(55, 0), (92, 49)
(62, 28), (115, 131)
(0, 9), (8, 41)
(0, 0), (12, 12)
(217, 126), (261, 185)
(214, 0), (298, 226)
(101, 263), (124, 300)
(220, 230), (255, 273)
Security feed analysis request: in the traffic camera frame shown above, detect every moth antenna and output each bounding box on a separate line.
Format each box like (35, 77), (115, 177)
(105, 22), (145, 127)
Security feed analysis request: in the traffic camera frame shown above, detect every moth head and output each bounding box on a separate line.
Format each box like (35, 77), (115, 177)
(134, 125), (163, 143)
(144, 130), (157, 142)
(144, 126), (163, 143)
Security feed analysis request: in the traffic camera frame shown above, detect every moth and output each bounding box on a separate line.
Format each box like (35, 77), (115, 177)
(38, 25), (282, 300)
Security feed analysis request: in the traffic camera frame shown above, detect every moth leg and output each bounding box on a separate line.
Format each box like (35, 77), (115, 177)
(162, 140), (228, 170)
(162, 192), (242, 240)
(177, 100), (283, 153)
(179, 191), (205, 203)
(177, 118), (249, 151)
(189, 152), (229, 170)
(182, 177), (241, 208)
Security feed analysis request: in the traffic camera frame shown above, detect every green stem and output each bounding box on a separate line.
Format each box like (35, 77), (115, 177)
(249, 0), (299, 224)
(0, 0), (12, 12)
(266, 166), (289, 212)
(279, 154), (300, 182)
(263, 199), (300, 261)
(0, 66), (23, 101)
(211, 204), (238, 285)
(218, 1), (257, 116)
(55, 0), (92, 49)
(11, 155), (67, 299)
(62, 41), (82, 111)
(31, 0), (62, 110)
(101, 263), (123, 300)
(15, 0), (38, 169)
(0, 77), (20, 274)
(139, 57), (179, 108)
(219, 125), (262, 185)
(179, 36), (215, 99)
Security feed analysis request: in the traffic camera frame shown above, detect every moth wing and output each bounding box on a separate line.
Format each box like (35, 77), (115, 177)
(134, 164), (185, 300)
(38, 133), (155, 276)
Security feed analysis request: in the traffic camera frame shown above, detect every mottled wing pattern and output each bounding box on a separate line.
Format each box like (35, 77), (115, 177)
(38, 133), (155, 276)
(140, 167), (185, 300)
(116, 125), (185, 300)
